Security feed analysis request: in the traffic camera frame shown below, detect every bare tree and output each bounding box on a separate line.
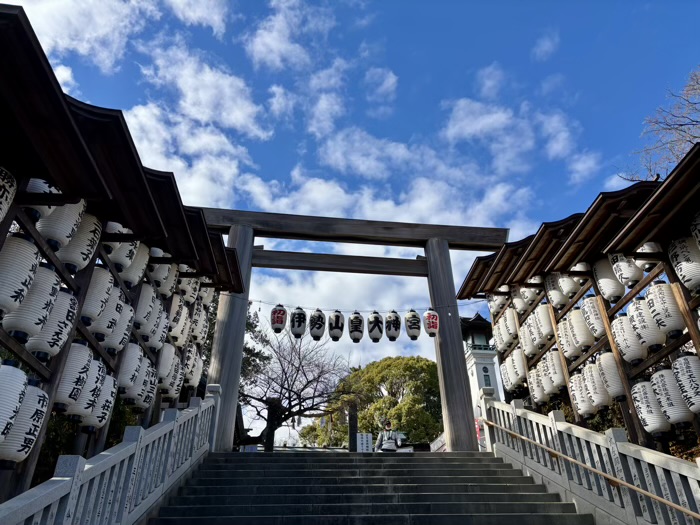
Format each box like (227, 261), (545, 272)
(240, 331), (348, 452)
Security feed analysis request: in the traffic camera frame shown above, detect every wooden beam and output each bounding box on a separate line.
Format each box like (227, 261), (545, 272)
(252, 250), (429, 277)
(203, 208), (508, 250)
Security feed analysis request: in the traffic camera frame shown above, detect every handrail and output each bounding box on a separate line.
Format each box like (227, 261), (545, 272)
(481, 418), (700, 521)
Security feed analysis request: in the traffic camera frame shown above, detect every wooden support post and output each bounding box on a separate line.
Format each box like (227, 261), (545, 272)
(207, 225), (253, 452)
(425, 238), (478, 451)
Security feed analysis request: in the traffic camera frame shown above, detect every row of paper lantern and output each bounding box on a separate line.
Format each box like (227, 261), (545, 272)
(270, 306), (439, 343)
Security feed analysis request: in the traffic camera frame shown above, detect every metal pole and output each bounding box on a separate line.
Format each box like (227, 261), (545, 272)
(207, 225), (253, 451)
(425, 237), (478, 451)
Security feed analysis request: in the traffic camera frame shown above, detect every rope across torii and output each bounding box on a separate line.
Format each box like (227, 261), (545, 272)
(203, 208), (508, 452)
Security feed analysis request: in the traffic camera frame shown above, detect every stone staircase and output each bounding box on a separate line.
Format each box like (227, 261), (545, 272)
(150, 451), (594, 524)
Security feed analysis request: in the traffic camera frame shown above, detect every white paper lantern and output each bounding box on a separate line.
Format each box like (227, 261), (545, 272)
(117, 344), (143, 391)
(546, 349), (566, 392)
(108, 231), (138, 273)
(635, 242), (661, 273)
(270, 304), (288, 333)
(120, 242), (149, 289)
(500, 362), (513, 392)
(177, 265), (193, 296)
(544, 273), (568, 309)
(423, 307), (439, 338)
(81, 375), (117, 431)
(66, 359), (106, 420)
(198, 277), (211, 299)
(122, 354), (149, 404)
(189, 300), (205, 343)
(349, 311), (364, 343)
(158, 344), (176, 383)
(161, 359), (179, 395)
(103, 301), (134, 354)
(509, 285), (528, 314)
(502, 308), (518, 343)
(651, 367), (694, 425)
(0, 381), (48, 463)
(102, 222), (123, 255)
(627, 297), (665, 352)
(143, 302), (164, 349)
(498, 315), (514, 350)
(668, 237), (700, 294)
(148, 247), (171, 288)
(493, 323), (506, 353)
(631, 381), (671, 435)
(0, 168), (15, 225)
(568, 307), (595, 352)
(168, 294), (186, 337)
(3, 263), (61, 343)
(366, 311), (383, 342)
(405, 309), (421, 340)
(583, 361), (611, 408)
(157, 263), (179, 298)
(290, 307), (307, 339)
(0, 234), (41, 318)
(520, 276), (544, 305)
(581, 294), (606, 339)
(136, 363), (158, 409)
(529, 313), (546, 349)
(176, 314), (192, 349)
(184, 278), (200, 306)
(193, 307), (208, 345)
(328, 310), (344, 341)
(511, 347), (527, 386)
(54, 342), (92, 411)
(80, 266), (114, 327)
(558, 274), (581, 299)
(672, 353), (700, 414)
(505, 354), (519, 388)
(570, 374), (597, 417)
(385, 310), (400, 341)
(608, 253), (644, 288)
(163, 360), (185, 401)
(133, 283), (156, 335)
(200, 284), (215, 306)
(187, 356), (204, 388)
(611, 313), (648, 365)
(23, 178), (59, 222)
(537, 359), (555, 396)
(646, 281), (685, 338)
(593, 258), (625, 303)
(558, 318), (580, 359)
(534, 303), (555, 344)
(487, 285), (510, 315)
(36, 199), (86, 251)
(570, 262), (591, 285)
(183, 343), (197, 381)
(596, 350), (625, 400)
(87, 285), (119, 343)
(520, 319), (537, 357)
(26, 289), (79, 361)
(56, 213), (102, 273)
(0, 362), (28, 445)
(529, 368), (550, 404)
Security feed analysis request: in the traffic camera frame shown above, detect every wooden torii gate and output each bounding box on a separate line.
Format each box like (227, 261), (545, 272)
(203, 209), (508, 452)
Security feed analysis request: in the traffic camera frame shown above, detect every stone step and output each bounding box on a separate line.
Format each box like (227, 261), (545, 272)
(180, 482), (548, 496)
(202, 457), (505, 465)
(200, 460), (508, 470)
(150, 513), (595, 525)
(172, 492), (562, 506)
(189, 474), (534, 487)
(208, 452), (491, 459)
(195, 466), (517, 477)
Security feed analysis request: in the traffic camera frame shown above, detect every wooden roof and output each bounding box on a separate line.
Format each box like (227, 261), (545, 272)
(457, 252), (498, 299)
(605, 144), (700, 253)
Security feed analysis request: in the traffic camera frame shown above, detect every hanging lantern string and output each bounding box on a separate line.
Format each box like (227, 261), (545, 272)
(248, 297), (486, 315)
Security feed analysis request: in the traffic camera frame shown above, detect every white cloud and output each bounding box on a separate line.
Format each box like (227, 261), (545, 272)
(531, 30), (560, 62)
(268, 85), (296, 119)
(21, 0), (160, 73)
(244, 0), (335, 71)
(53, 64), (77, 94)
(568, 151), (602, 185)
(603, 174), (633, 191)
(442, 99), (513, 141)
(307, 93), (345, 139)
(163, 0), (229, 38)
(141, 38), (270, 139)
(309, 58), (350, 92)
(364, 67), (398, 103)
(535, 111), (576, 160)
(475, 62), (504, 99)
(539, 73), (565, 96)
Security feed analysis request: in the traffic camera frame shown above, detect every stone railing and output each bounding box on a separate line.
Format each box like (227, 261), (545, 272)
(480, 388), (700, 525)
(0, 385), (221, 525)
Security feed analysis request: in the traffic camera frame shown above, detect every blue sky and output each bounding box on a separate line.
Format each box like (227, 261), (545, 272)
(14, 0), (700, 368)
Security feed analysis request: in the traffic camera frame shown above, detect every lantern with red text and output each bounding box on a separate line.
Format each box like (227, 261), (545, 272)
(271, 305), (287, 334)
(423, 308), (439, 337)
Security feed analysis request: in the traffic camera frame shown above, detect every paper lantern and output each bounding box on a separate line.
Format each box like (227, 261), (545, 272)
(529, 313), (546, 349)
(329, 309), (347, 340)
(120, 243), (149, 289)
(190, 300), (205, 343)
(0, 362), (28, 445)
(349, 311), (364, 343)
(546, 349), (566, 392)
(520, 319), (537, 357)
(570, 374), (597, 418)
(502, 308), (518, 343)
(634, 242), (661, 272)
(505, 355), (519, 388)
(646, 281), (685, 339)
(36, 199), (86, 251)
(177, 265), (193, 295)
(493, 323), (506, 353)
(597, 350), (625, 400)
(143, 301), (164, 345)
(102, 222), (123, 255)
(568, 307), (595, 351)
(136, 363), (158, 409)
(23, 178), (60, 222)
(80, 266), (114, 327)
(534, 303), (554, 344)
(367, 311), (383, 343)
(672, 352), (700, 414)
(200, 283), (215, 306)
(544, 274), (567, 309)
(103, 302), (134, 355)
(192, 307), (208, 345)
(627, 297), (665, 352)
(558, 273), (581, 299)
(651, 366), (694, 425)
(668, 237), (700, 294)
(133, 283), (156, 334)
(160, 358), (177, 392)
(108, 231), (138, 273)
(150, 306), (169, 352)
(187, 356), (204, 388)
(0, 234), (41, 317)
(174, 314), (192, 349)
(0, 380), (48, 463)
(158, 344), (176, 382)
(487, 285), (510, 315)
(117, 344), (143, 391)
(530, 368), (550, 404)
(3, 263), (61, 343)
(423, 308), (439, 338)
(581, 294), (606, 339)
(692, 211), (700, 251)
(558, 318), (580, 359)
(405, 309), (421, 340)
(56, 213), (102, 273)
(583, 361), (611, 409)
(183, 344), (197, 381)
(509, 285), (528, 314)
(54, 342), (92, 411)
(536, 359), (554, 396)
(198, 277), (211, 299)
(611, 313), (648, 365)
(498, 315), (514, 350)
(66, 359), (106, 420)
(164, 361), (185, 401)
(81, 375), (117, 431)
(157, 263), (179, 298)
(0, 168), (15, 225)
(26, 289), (79, 361)
(385, 310), (400, 341)
(511, 347), (527, 385)
(608, 253), (643, 288)
(168, 294), (186, 336)
(271, 304), (288, 333)
(593, 258), (625, 303)
(570, 262), (591, 285)
(122, 354), (149, 405)
(290, 307), (307, 339)
(631, 381), (671, 435)
(184, 278), (200, 306)
(500, 362), (513, 392)
(148, 247), (171, 287)
(520, 283), (541, 306)
(86, 285), (120, 343)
